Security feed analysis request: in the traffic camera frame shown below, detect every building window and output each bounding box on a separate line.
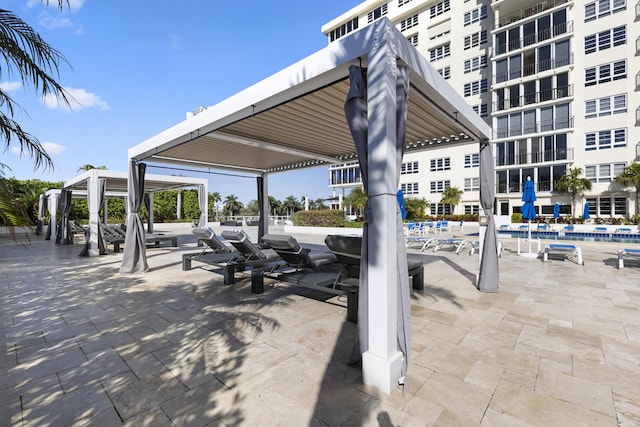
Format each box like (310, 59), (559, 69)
(585, 128), (627, 151)
(585, 162), (626, 182)
(585, 94), (627, 118)
(586, 196), (627, 216)
(464, 31), (487, 50)
(430, 43), (450, 61)
(430, 0), (450, 18)
(464, 177), (480, 191)
(400, 14), (419, 31)
(367, 4), (388, 23)
(585, 26), (626, 54)
(434, 203), (452, 215)
(328, 18), (359, 42)
(407, 34), (418, 47)
(585, 0), (626, 22)
(430, 157), (450, 172)
(401, 182), (419, 195)
(464, 55), (488, 73)
(585, 60), (627, 86)
(401, 161), (419, 174)
(430, 180), (450, 193)
(464, 153), (479, 168)
(463, 6), (487, 26)
(437, 66), (451, 79)
(472, 104), (488, 117)
(464, 205), (479, 214)
(398, 0), (413, 6)
(464, 79), (488, 97)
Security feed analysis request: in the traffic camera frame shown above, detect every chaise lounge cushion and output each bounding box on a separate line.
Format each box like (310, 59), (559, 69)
(261, 233), (337, 269)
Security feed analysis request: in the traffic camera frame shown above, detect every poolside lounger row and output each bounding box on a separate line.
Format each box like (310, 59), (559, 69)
(543, 244), (584, 265)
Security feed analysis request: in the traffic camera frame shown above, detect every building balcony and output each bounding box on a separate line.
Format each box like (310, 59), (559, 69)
(496, 0), (569, 28)
(636, 71), (640, 90)
(494, 117), (574, 139)
(637, 106), (640, 126)
(495, 147), (573, 168)
(494, 54), (573, 84)
(494, 21), (573, 56)
(494, 85), (573, 111)
(637, 1), (640, 19)
(496, 180), (555, 194)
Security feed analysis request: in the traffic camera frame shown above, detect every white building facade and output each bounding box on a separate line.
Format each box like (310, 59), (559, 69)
(323, 0), (639, 220)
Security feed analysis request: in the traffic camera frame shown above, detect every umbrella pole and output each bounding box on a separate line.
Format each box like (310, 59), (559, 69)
(528, 220), (532, 254)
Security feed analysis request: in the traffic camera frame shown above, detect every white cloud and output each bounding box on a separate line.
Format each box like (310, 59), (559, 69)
(42, 87), (110, 111)
(9, 142), (65, 156)
(0, 81), (22, 92)
(42, 142), (66, 154)
(39, 15), (74, 30)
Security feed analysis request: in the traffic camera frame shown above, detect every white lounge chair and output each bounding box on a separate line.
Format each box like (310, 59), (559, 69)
(618, 248), (640, 268)
(543, 243), (584, 265)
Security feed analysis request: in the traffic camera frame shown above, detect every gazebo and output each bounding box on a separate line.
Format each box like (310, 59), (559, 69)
(125, 18), (498, 394)
(47, 169), (208, 256)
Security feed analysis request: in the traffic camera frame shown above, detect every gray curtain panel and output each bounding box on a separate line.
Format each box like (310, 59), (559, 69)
(120, 161), (148, 273)
(257, 176), (265, 243)
(56, 189), (73, 245)
(478, 140), (500, 292)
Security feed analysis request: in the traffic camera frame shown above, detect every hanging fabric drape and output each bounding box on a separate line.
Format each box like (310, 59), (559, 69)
(198, 184), (207, 228)
(478, 140), (499, 292)
(257, 176), (265, 243)
(344, 64), (412, 394)
(143, 193), (152, 233)
(120, 161), (148, 273)
(79, 178), (107, 257)
(55, 189), (73, 245)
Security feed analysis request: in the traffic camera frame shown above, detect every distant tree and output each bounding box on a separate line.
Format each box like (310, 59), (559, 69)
(556, 167), (592, 217)
(268, 196), (282, 216)
(314, 198), (328, 210)
(344, 187), (367, 217)
(404, 196), (430, 220)
(245, 199), (260, 215)
(615, 163), (640, 222)
(210, 191), (221, 219)
(282, 195), (301, 216)
(440, 186), (463, 214)
(223, 194), (242, 216)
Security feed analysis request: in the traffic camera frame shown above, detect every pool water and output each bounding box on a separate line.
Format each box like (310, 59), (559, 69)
(498, 229), (640, 244)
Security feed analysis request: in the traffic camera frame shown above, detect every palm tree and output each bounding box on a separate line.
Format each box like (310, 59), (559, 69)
(440, 186), (463, 214)
(210, 191), (221, 219)
(314, 198), (328, 210)
(77, 164), (107, 172)
(344, 187), (367, 218)
(556, 167), (592, 218)
(615, 163), (640, 223)
(268, 196), (281, 216)
(223, 194), (242, 216)
(404, 197), (430, 220)
(282, 195), (301, 216)
(1, 3), (71, 173)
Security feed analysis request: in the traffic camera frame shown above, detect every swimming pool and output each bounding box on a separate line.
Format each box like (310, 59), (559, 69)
(498, 229), (640, 244)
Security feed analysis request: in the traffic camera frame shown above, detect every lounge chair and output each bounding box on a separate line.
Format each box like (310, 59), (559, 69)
(543, 243), (584, 265)
(615, 227), (633, 234)
(432, 238), (472, 254)
(618, 248), (640, 268)
(254, 234), (359, 320)
(324, 234), (424, 291)
(537, 224), (548, 231)
(101, 224), (126, 252)
(593, 226), (608, 233)
(182, 228), (241, 275)
(183, 228), (276, 285)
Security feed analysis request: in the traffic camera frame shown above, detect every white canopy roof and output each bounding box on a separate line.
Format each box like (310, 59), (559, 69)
(128, 19), (490, 172)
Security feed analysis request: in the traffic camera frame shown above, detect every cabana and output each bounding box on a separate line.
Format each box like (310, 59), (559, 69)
(126, 18), (497, 394)
(59, 169), (208, 256)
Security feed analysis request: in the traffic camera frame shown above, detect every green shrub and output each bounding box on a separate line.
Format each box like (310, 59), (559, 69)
(511, 212), (522, 223)
(293, 210), (346, 227)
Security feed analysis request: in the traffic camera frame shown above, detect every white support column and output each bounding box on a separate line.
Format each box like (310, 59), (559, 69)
(362, 30), (403, 394)
(199, 182), (208, 227)
(177, 191), (182, 220)
(88, 172), (100, 256)
(49, 191), (59, 240)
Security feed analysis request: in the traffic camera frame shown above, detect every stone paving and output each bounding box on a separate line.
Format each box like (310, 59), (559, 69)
(1, 224), (639, 426)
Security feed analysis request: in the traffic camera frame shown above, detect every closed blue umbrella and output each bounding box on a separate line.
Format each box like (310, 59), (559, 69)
(553, 202), (560, 224)
(583, 202), (591, 220)
(397, 189), (407, 220)
(521, 177), (537, 246)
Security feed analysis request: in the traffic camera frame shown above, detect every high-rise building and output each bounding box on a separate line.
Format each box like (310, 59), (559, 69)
(323, 0), (639, 221)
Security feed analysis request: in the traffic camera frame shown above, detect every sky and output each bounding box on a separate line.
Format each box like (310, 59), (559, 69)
(2, 0), (363, 204)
